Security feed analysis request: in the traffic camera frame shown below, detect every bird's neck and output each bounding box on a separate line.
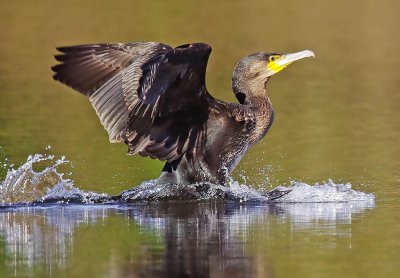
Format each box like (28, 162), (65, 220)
(233, 79), (273, 116)
(233, 79), (274, 140)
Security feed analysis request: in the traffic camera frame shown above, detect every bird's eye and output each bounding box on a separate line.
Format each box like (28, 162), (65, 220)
(269, 56), (278, 62)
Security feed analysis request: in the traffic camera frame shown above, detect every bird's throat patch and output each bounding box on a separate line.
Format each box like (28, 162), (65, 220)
(267, 60), (291, 73)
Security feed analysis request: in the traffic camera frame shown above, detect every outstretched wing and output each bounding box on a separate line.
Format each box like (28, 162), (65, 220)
(52, 42), (214, 162)
(52, 42), (171, 142)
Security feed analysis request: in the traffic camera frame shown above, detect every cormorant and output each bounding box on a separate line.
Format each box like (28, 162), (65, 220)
(52, 42), (314, 186)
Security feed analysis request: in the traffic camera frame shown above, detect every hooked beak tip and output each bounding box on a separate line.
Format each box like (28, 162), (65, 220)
(276, 50), (316, 66)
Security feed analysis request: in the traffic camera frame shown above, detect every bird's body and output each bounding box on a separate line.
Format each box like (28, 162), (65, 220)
(52, 42), (313, 186)
(157, 96), (274, 185)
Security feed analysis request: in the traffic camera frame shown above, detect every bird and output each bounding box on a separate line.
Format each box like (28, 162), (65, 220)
(52, 42), (314, 186)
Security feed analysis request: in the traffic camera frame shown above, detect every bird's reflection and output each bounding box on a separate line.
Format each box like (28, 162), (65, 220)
(0, 200), (374, 277)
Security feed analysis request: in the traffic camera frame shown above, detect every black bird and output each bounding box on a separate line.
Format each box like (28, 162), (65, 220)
(52, 42), (314, 186)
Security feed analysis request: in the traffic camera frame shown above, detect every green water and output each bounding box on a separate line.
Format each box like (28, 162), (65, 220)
(0, 0), (399, 277)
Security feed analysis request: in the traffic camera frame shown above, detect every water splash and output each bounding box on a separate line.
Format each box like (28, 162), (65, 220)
(0, 154), (66, 204)
(0, 153), (375, 206)
(0, 154), (109, 205)
(275, 180), (374, 202)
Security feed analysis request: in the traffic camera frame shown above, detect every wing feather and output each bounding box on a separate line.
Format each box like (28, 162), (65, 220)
(52, 42), (214, 163)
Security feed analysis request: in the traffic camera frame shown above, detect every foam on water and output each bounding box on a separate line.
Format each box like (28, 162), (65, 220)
(0, 153), (375, 206)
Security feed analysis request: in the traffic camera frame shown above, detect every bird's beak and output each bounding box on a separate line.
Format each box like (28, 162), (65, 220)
(267, 50), (315, 75)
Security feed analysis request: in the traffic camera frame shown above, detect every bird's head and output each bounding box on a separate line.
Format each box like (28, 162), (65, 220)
(232, 50), (315, 104)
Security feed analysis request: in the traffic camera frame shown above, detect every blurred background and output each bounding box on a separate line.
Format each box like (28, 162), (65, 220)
(0, 0), (399, 197)
(1, 1), (400, 277)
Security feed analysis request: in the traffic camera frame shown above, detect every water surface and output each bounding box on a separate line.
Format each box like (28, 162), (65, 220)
(0, 200), (375, 278)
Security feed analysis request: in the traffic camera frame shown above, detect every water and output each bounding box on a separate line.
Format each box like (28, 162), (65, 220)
(0, 202), (375, 277)
(0, 154), (376, 277)
(1, 0), (400, 277)
(0, 153), (378, 278)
